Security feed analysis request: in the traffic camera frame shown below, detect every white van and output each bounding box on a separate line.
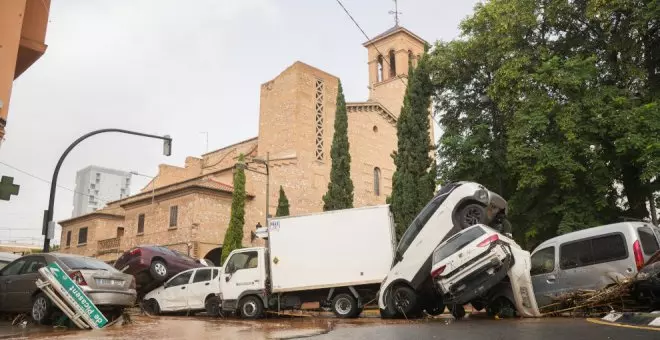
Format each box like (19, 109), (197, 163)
(377, 181), (509, 318)
(530, 222), (660, 308)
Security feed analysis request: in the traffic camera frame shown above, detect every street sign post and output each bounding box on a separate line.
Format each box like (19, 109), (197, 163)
(38, 262), (108, 328)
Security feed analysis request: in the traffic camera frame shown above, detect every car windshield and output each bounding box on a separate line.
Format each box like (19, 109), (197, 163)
(395, 183), (460, 257)
(59, 256), (116, 271)
(432, 226), (487, 264)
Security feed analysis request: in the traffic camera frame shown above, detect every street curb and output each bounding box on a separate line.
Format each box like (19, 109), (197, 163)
(588, 311), (660, 331)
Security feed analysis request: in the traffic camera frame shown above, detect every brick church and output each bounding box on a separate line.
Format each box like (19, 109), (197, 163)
(58, 25), (432, 265)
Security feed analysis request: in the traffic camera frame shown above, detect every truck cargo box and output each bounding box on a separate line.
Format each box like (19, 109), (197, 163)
(267, 205), (396, 293)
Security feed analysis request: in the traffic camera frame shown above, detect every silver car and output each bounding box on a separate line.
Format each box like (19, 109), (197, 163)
(530, 221), (660, 308)
(0, 252), (137, 324)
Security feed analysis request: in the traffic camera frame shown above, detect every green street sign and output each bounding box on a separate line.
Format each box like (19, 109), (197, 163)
(46, 262), (108, 327)
(0, 176), (20, 201)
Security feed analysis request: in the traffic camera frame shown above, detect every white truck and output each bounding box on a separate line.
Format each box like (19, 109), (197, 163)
(217, 205), (396, 319)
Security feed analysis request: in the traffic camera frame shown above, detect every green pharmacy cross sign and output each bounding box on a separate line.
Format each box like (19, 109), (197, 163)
(0, 176), (20, 201)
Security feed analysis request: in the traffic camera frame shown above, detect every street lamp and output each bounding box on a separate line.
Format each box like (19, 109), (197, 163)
(42, 129), (172, 252)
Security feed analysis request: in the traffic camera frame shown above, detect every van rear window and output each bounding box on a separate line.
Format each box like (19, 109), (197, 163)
(637, 226), (659, 255)
(560, 234), (627, 269)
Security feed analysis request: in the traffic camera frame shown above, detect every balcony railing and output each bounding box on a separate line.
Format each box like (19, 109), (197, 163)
(98, 237), (121, 253)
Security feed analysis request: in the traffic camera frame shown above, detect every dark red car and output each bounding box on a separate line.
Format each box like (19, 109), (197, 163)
(113, 245), (207, 294)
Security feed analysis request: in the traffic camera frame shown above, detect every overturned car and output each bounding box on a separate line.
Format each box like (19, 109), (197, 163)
(431, 224), (540, 318)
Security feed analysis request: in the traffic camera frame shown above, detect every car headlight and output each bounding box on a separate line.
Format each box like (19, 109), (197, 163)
(474, 189), (489, 203)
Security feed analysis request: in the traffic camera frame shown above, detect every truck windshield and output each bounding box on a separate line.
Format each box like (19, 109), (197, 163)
(432, 226), (486, 264)
(395, 183), (460, 259)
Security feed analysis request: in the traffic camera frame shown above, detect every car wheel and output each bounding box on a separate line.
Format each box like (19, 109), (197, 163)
(486, 297), (516, 318)
(149, 260), (168, 281)
(457, 203), (488, 229)
(425, 301), (446, 316)
(391, 285), (419, 317)
(143, 299), (160, 315)
(205, 296), (221, 317)
(32, 293), (54, 325)
(239, 296), (264, 319)
(331, 293), (359, 318)
(471, 301), (485, 311)
(449, 304), (466, 319)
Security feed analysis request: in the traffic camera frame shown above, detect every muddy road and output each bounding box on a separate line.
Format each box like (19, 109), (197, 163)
(1, 313), (657, 339)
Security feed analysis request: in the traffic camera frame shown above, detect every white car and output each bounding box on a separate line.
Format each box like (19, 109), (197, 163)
(142, 266), (223, 316)
(431, 225), (540, 318)
(378, 181), (510, 318)
(431, 225), (516, 318)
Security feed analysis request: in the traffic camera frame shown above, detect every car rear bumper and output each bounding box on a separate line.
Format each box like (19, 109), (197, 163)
(436, 245), (513, 305)
(85, 289), (137, 307)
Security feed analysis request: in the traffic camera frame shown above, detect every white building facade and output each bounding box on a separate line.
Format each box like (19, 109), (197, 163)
(72, 166), (132, 217)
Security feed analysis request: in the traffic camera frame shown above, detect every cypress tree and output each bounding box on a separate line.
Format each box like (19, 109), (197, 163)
(323, 79), (354, 211)
(390, 50), (437, 240)
(221, 154), (247, 264)
(275, 186), (290, 217)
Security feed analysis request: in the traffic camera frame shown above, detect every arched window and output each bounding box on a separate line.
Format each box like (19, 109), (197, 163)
(377, 55), (384, 82)
(389, 50), (396, 78)
(408, 50), (414, 68)
(374, 167), (381, 196)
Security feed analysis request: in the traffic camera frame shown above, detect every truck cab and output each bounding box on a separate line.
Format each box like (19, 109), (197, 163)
(218, 247), (268, 319)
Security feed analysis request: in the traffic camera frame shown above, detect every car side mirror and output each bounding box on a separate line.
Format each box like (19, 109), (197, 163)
(225, 275), (230, 282)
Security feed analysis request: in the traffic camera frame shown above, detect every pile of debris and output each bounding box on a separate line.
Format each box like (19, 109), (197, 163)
(541, 259), (660, 317)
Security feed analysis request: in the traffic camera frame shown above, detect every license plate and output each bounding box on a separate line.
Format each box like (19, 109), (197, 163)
(96, 278), (124, 286)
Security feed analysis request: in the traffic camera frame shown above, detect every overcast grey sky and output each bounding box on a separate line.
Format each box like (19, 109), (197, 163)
(0, 0), (479, 246)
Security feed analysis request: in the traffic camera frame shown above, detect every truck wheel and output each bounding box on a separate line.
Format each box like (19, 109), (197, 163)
(32, 293), (55, 325)
(239, 296), (264, 319)
(449, 304), (466, 319)
(391, 285), (419, 317)
(150, 260), (168, 282)
(205, 296), (221, 317)
(332, 293), (359, 318)
(457, 203), (487, 229)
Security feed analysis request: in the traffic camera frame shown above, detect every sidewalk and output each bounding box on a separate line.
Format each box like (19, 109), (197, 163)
(587, 311), (660, 331)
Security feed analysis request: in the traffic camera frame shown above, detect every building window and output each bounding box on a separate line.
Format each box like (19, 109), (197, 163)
(169, 206), (178, 227)
(373, 125), (378, 133)
(66, 231), (71, 247)
(374, 167), (381, 196)
(314, 79), (325, 161)
(389, 50), (396, 78)
(377, 55), (384, 82)
(408, 50), (414, 67)
(137, 214), (145, 234)
(78, 227), (88, 245)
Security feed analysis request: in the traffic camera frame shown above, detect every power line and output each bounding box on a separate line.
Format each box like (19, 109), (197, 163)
(0, 161), (113, 204)
(333, 0), (441, 128)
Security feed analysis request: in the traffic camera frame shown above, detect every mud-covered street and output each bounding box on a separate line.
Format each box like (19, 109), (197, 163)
(1, 312), (658, 340)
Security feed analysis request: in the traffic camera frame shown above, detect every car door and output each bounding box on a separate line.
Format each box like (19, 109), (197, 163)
(0, 258), (27, 311)
(11, 256), (47, 312)
(220, 251), (263, 302)
(186, 268), (216, 309)
(530, 244), (559, 308)
(160, 270), (194, 311)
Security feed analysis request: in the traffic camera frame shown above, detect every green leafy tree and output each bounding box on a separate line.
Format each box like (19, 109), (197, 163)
(390, 50), (437, 239)
(430, 0), (659, 247)
(276, 186), (290, 217)
(221, 154), (247, 264)
(323, 80), (354, 211)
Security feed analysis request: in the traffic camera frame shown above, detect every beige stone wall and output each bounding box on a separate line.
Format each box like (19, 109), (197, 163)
(348, 110), (397, 206)
(60, 216), (123, 257)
